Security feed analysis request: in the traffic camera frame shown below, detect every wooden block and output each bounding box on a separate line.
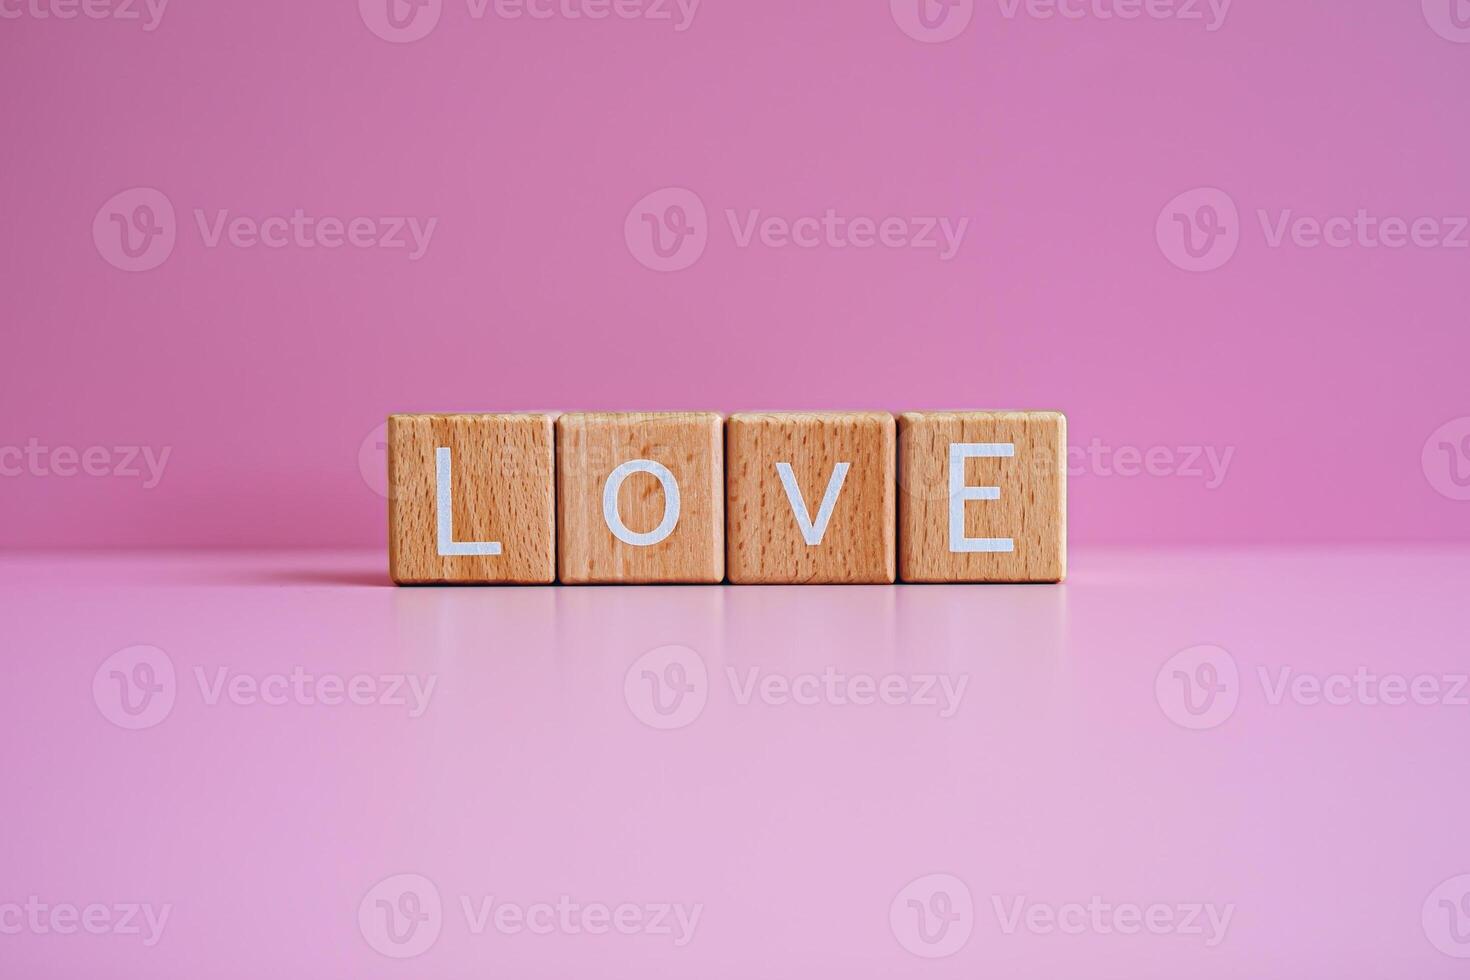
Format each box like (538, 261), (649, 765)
(897, 411), (1066, 583)
(725, 412), (895, 584)
(388, 413), (556, 585)
(556, 412), (724, 584)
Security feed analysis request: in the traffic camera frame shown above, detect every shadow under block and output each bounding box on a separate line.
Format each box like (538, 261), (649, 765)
(388, 413), (556, 585)
(725, 412), (896, 584)
(556, 412), (725, 584)
(897, 411), (1066, 583)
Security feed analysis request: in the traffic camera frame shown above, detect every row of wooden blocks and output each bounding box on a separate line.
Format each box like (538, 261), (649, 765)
(388, 411), (1066, 585)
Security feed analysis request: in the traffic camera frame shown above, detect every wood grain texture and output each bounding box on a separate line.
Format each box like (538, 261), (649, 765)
(897, 411), (1066, 583)
(388, 413), (556, 585)
(726, 412), (895, 584)
(556, 412), (724, 584)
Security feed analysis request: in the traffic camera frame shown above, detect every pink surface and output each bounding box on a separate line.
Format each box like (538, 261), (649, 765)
(1, 546), (1468, 977)
(3, 3), (1469, 548)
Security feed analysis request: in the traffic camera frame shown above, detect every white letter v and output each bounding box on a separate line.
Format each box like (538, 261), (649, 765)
(776, 461), (850, 546)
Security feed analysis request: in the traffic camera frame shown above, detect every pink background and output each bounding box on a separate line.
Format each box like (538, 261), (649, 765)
(6, 7), (1470, 976)
(4, 0), (1469, 548)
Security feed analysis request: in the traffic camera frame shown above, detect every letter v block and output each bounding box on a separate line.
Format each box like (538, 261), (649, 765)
(388, 413), (556, 584)
(557, 412), (724, 584)
(897, 411), (1066, 583)
(726, 412), (895, 583)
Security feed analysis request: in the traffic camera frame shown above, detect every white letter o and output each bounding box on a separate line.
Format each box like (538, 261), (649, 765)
(602, 459), (680, 546)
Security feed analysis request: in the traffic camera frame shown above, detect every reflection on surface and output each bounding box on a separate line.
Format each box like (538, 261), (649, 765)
(2, 548), (1467, 978)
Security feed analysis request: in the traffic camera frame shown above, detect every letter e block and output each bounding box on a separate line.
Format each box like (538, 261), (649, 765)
(726, 412), (895, 584)
(897, 411), (1065, 583)
(557, 412), (724, 584)
(388, 413), (556, 585)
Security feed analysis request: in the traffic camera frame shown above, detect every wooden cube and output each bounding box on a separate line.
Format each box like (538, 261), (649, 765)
(556, 412), (724, 584)
(897, 411), (1066, 583)
(725, 412), (895, 584)
(388, 413), (556, 585)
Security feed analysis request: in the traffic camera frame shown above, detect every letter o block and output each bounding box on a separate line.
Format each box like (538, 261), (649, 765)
(556, 413), (724, 584)
(897, 411), (1066, 583)
(388, 413), (557, 584)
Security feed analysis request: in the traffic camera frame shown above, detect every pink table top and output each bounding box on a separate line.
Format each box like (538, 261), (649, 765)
(2, 546), (1467, 977)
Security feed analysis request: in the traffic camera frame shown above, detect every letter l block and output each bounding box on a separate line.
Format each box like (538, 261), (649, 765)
(388, 413), (556, 584)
